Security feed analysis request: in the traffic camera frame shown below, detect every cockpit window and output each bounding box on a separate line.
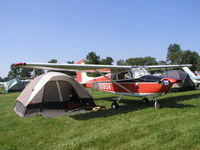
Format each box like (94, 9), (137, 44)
(131, 67), (150, 79)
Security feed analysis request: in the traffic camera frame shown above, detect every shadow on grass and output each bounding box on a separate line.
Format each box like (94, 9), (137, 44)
(71, 92), (199, 120)
(159, 92), (200, 108)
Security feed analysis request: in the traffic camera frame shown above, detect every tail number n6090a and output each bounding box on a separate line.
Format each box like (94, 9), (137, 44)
(98, 83), (111, 90)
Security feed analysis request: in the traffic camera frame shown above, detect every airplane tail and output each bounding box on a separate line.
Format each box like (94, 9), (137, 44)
(182, 67), (197, 78)
(75, 60), (95, 84)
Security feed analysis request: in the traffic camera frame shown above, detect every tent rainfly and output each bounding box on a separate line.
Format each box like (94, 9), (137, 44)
(3, 79), (25, 93)
(14, 72), (96, 117)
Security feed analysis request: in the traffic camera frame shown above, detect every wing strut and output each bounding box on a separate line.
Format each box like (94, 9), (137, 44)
(95, 70), (135, 95)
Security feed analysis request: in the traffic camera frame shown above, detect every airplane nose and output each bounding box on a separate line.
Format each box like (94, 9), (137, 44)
(162, 78), (176, 84)
(168, 78), (176, 84)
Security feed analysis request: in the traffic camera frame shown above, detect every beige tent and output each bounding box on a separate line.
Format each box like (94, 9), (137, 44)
(14, 72), (96, 117)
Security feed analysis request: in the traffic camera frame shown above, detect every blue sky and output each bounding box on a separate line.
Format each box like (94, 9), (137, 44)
(0, 0), (200, 77)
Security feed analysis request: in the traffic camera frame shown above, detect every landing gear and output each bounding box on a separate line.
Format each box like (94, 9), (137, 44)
(154, 100), (161, 109)
(111, 95), (122, 110)
(111, 102), (119, 110)
(141, 98), (149, 104)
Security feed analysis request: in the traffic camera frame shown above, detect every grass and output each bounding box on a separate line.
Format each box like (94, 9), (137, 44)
(0, 89), (200, 150)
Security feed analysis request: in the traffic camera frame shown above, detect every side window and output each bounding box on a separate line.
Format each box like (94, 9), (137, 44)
(118, 72), (129, 80)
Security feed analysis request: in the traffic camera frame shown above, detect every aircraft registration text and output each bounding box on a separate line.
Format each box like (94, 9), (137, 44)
(98, 83), (111, 90)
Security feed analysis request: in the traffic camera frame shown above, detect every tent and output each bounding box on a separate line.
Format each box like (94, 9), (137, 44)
(14, 72), (96, 117)
(2, 79), (25, 93)
(5, 79), (25, 93)
(161, 70), (196, 91)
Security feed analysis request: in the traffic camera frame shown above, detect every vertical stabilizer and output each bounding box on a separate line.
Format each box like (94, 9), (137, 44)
(76, 60), (85, 83)
(75, 60), (95, 84)
(182, 67), (196, 78)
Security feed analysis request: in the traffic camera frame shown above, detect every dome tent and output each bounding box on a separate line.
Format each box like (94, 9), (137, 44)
(3, 79), (25, 93)
(14, 72), (96, 117)
(161, 70), (196, 91)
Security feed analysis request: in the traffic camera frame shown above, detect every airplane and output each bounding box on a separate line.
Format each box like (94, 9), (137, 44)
(182, 67), (200, 86)
(13, 61), (179, 109)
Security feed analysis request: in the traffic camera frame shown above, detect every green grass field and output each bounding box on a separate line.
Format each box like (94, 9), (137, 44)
(0, 89), (200, 150)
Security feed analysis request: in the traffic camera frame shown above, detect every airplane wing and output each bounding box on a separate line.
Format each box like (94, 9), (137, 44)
(13, 62), (132, 72)
(145, 64), (192, 71)
(13, 62), (192, 73)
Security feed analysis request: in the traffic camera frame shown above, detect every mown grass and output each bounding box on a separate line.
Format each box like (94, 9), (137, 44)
(0, 89), (200, 150)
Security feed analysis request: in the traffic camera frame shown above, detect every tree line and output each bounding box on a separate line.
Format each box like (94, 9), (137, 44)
(1, 43), (199, 81)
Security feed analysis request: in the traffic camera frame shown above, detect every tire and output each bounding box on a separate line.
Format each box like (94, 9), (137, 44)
(155, 102), (161, 109)
(111, 102), (119, 110)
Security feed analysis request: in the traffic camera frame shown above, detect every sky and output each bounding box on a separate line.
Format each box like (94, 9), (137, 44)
(0, 0), (200, 77)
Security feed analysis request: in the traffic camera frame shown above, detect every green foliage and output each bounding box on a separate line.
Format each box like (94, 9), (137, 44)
(197, 57), (200, 71)
(4, 47), (200, 80)
(48, 59), (58, 63)
(7, 65), (20, 80)
(125, 56), (158, 66)
(85, 51), (100, 64)
(117, 59), (127, 65)
(20, 68), (33, 78)
(181, 50), (199, 71)
(47, 59), (76, 76)
(167, 43), (199, 70)
(0, 86), (6, 94)
(85, 52), (114, 77)
(1, 90), (200, 149)
(158, 60), (167, 65)
(167, 44), (183, 64)
(47, 59), (58, 73)
(100, 57), (114, 65)
(67, 61), (74, 64)
(33, 69), (45, 77)
(62, 61), (76, 76)
(0, 87), (4, 93)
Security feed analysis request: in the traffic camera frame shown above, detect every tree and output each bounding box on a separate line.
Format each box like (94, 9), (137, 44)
(197, 56), (200, 71)
(117, 59), (127, 65)
(181, 50), (199, 71)
(33, 69), (45, 77)
(67, 61), (74, 64)
(158, 60), (167, 65)
(20, 68), (33, 78)
(125, 57), (158, 66)
(143, 57), (158, 65)
(64, 61), (76, 76)
(0, 77), (3, 82)
(100, 57), (114, 65)
(48, 59), (58, 72)
(167, 44), (199, 70)
(85, 51), (100, 64)
(167, 44), (183, 64)
(125, 58), (142, 66)
(48, 59), (58, 63)
(7, 65), (20, 80)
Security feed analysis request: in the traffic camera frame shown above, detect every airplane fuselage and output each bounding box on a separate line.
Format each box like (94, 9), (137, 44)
(81, 74), (176, 97)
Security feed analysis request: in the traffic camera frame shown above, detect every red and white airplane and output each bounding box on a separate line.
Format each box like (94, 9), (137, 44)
(13, 60), (183, 109)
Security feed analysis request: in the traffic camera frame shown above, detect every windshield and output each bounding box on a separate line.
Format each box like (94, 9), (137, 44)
(131, 67), (150, 79)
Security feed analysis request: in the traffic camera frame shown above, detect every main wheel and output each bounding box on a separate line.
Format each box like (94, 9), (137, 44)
(154, 101), (161, 109)
(111, 102), (119, 110)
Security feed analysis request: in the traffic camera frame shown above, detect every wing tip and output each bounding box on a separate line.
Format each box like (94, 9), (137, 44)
(13, 62), (26, 67)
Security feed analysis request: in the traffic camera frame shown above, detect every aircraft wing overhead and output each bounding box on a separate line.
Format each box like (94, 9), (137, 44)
(146, 64), (192, 71)
(13, 62), (132, 72)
